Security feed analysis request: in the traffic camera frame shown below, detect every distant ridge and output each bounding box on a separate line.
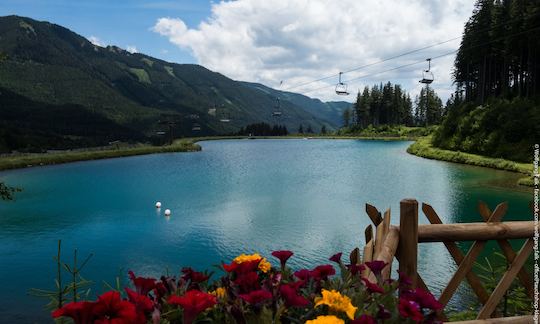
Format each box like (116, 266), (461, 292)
(0, 15), (350, 152)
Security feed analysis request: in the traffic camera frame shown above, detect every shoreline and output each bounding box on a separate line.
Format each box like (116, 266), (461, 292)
(1, 135), (531, 187)
(406, 136), (533, 187)
(0, 141), (201, 171)
(0, 135), (415, 172)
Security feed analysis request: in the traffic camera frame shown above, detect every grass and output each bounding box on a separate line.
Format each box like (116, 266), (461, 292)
(407, 136), (533, 186)
(0, 140), (200, 171)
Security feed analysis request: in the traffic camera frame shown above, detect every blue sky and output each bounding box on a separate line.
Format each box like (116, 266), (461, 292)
(0, 0), (208, 64)
(0, 0), (475, 102)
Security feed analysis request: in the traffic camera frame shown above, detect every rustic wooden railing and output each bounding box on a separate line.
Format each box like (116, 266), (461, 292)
(359, 199), (534, 323)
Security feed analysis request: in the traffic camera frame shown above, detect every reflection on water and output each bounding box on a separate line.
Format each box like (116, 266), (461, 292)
(0, 139), (532, 321)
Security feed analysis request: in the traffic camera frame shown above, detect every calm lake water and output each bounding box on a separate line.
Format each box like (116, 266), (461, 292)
(0, 139), (532, 322)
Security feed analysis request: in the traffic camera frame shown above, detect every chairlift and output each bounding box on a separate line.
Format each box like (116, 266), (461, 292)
(272, 97), (282, 117)
(335, 72), (349, 95)
(192, 123), (201, 131)
(419, 58), (434, 84)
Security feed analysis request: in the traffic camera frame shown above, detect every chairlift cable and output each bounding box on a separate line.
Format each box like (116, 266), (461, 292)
(281, 13), (540, 93)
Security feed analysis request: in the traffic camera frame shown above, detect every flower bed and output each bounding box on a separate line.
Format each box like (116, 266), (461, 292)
(52, 250), (442, 323)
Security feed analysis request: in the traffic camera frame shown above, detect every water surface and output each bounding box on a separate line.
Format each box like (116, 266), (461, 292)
(0, 139), (532, 321)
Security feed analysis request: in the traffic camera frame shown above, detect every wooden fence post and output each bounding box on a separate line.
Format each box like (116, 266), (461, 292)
(399, 199), (418, 292)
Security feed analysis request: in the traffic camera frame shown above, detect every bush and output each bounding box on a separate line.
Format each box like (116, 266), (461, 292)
(433, 97), (540, 162)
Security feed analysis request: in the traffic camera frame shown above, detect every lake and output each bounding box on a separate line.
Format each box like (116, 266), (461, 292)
(0, 139), (532, 322)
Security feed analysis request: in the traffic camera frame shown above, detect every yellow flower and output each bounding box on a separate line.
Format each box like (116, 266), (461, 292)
(233, 253), (272, 273)
(258, 258), (271, 273)
(314, 289), (357, 320)
(210, 287), (226, 299)
(305, 315), (345, 324)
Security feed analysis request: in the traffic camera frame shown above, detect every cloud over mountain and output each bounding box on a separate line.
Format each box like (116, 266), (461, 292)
(153, 0), (473, 101)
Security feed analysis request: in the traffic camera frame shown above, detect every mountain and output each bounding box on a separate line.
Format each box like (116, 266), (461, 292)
(0, 15), (350, 152)
(240, 82), (350, 127)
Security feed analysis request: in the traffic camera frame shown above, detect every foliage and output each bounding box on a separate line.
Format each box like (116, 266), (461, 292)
(236, 123), (288, 136)
(454, 0), (540, 102)
(0, 181), (21, 200)
(407, 136), (532, 183)
(29, 240), (94, 311)
(48, 250), (443, 324)
(340, 125), (433, 139)
(434, 0), (540, 162)
(414, 87), (444, 126)
(433, 97), (540, 162)
(353, 82), (415, 129)
(447, 251), (533, 321)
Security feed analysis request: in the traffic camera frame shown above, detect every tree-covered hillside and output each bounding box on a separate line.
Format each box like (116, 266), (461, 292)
(433, 0), (540, 162)
(0, 15), (347, 152)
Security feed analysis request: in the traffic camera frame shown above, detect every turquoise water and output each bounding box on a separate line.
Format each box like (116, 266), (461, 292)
(0, 139), (532, 321)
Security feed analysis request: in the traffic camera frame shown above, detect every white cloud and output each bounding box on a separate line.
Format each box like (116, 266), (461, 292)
(126, 45), (139, 53)
(87, 35), (105, 47)
(152, 0), (474, 102)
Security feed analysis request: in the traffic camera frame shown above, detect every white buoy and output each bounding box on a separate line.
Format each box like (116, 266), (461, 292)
(164, 209), (171, 216)
(155, 201), (162, 208)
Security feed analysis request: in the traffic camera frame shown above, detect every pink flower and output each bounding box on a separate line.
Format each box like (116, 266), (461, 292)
(361, 278), (385, 294)
(398, 298), (424, 323)
(365, 261), (388, 276)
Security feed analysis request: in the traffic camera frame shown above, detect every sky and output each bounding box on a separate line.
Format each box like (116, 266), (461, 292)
(0, 0), (476, 103)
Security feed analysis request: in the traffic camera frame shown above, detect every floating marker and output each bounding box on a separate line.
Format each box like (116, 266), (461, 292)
(155, 201), (162, 208)
(164, 209), (171, 216)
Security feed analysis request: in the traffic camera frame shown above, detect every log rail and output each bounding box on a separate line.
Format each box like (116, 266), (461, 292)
(359, 199), (534, 322)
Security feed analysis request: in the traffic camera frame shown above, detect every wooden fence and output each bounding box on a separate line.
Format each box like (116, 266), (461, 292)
(360, 199), (534, 323)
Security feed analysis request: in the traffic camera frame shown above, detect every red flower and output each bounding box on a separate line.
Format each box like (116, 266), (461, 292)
(125, 287), (154, 315)
(52, 301), (96, 324)
(398, 298), (424, 323)
(361, 278), (385, 294)
(280, 284), (309, 307)
(365, 261), (388, 276)
(272, 250), (294, 268)
(409, 288), (443, 310)
(234, 271), (260, 293)
(93, 291), (140, 324)
(351, 314), (376, 324)
(181, 267), (210, 284)
(128, 271), (156, 296)
(294, 269), (312, 281)
(223, 259), (261, 274)
(154, 281), (168, 300)
(168, 290), (217, 324)
(312, 264), (335, 280)
(329, 252), (343, 264)
(239, 289), (273, 305)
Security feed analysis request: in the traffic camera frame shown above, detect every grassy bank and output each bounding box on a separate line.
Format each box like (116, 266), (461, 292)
(407, 136), (533, 186)
(0, 140), (201, 171)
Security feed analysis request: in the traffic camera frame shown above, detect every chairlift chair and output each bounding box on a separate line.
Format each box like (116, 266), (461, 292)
(335, 72), (349, 95)
(272, 97), (282, 117)
(419, 58), (434, 84)
(192, 123), (201, 131)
